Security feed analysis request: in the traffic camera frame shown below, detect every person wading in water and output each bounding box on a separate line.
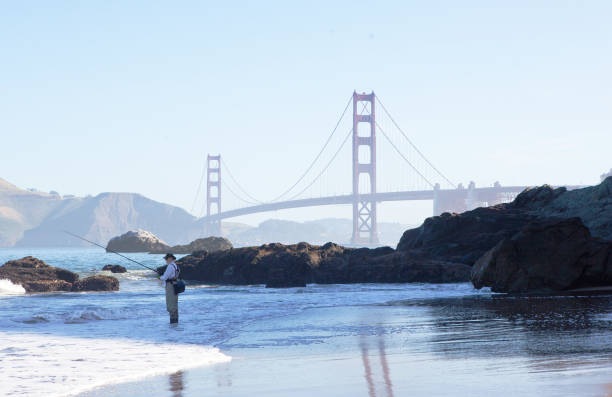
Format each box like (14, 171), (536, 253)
(159, 253), (180, 324)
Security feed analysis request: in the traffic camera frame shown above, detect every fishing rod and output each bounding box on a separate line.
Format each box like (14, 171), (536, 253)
(63, 230), (160, 274)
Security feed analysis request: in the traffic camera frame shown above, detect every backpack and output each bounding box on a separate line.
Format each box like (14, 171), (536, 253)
(171, 263), (186, 294)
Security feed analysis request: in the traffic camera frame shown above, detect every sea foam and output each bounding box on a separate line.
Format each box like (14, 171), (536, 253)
(0, 332), (231, 397)
(0, 279), (25, 295)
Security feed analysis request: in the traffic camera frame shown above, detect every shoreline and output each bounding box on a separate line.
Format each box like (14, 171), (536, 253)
(81, 294), (612, 397)
(80, 339), (612, 397)
(0, 332), (230, 397)
(3, 248), (612, 397)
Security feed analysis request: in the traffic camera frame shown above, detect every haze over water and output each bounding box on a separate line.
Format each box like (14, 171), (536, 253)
(1, 248), (611, 396)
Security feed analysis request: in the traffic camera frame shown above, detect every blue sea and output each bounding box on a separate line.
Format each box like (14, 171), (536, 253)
(1, 248), (612, 397)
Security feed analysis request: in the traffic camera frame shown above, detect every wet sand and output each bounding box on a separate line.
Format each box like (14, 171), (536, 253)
(80, 294), (612, 397)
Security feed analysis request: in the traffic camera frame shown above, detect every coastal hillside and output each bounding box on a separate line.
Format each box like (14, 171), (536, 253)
(1, 177), (409, 248)
(0, 177), (203, 247)
(0, 177), (79, 247)
(16, 192), (199, 248)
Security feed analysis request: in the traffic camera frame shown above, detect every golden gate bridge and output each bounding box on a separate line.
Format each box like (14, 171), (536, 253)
(194, 91), (532, 245)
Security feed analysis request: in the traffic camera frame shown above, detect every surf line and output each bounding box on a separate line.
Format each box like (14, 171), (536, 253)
(63, 231), (159, 274)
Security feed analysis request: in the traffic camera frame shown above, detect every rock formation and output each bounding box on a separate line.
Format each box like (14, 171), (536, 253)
(72, 275), (120, 291)
(149, 236), (233, 254)
(157, 242), (471, 288)
(102, 264), (127, 273)
(106, 230), (170, 253)
(397, 206), (533, 265)
(398, 177), (612, 267)
(471, 218), (612, 293)
(393, 177), (612, 293)
(0, 256), (119, 293)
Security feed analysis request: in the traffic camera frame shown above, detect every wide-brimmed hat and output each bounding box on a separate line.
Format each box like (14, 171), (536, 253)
(163, 253), (176, 260)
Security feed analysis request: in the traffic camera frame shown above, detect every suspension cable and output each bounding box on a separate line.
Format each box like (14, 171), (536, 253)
(376, 97), (456, 188)
(287, 127), (353, 201)
(376, 121), (435, 188)
(268, 94), (353, 202)
(285, 100), (370, 201)
(220, 158), (264, 204)
(190, 155), (207, 214)
(221, 179), (260, 206)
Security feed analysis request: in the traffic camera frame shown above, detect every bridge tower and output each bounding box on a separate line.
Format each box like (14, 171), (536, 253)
(206, 154), (222, 236)
(351, 91), (379, 245)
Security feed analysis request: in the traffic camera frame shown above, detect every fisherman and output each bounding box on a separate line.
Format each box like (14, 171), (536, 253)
(159, 253), (180, 324)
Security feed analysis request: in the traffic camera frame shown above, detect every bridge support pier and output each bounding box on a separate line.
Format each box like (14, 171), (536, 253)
(479, 181), (504, 206)
(351, 91), (379, 246)
(433, 183), (468, 216)
(206, 154), (222, 236)
(433, 181), (512, 215)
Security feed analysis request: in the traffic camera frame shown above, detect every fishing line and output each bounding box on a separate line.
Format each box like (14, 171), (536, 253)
(63, 231), (160, 273)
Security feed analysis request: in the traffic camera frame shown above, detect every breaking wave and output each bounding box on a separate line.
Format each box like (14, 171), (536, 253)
(16, 307), (149, 324)
(0, 279), (25, 295)
(0, 332), (231, 397)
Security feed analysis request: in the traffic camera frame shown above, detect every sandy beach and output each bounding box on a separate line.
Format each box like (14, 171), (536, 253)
(80, 296), (612, 397)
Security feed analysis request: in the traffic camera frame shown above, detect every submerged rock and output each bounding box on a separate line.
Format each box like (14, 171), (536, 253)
(106, 230), (170, 253)
(149, 236), (232, 254)
(72, 275), (119, 292)
(471, 218), (612, 293)
(24, 280), (73, 293)
(0, 256), (119, 293)
(157, 241), (471, 288)
(102, 264), (127, 273)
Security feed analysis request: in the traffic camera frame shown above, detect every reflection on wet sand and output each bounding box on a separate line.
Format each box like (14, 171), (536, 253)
(360, 331), (395, 397)
(603, 383), (612, 397)
(168, 371), (184, 397)
(360, 336), (376, 397)
(378, 337), (394, 397)
(214, 361), (233, 388)
(389, 294), (612, 374)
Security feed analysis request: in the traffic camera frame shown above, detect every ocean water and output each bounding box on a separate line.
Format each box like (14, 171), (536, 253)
(1, 248), (612, 397)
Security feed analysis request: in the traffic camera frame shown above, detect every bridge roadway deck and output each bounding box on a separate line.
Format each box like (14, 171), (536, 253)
(202, 186), (530, 222)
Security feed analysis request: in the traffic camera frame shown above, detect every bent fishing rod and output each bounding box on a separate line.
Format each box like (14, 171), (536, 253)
(63, 230), (160, 274)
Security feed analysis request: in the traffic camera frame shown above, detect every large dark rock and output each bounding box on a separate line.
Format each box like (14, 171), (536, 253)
(510, 184), (567, 209)
(265, 250), (311, 288)
(106, 230), (170, 253)
(397, 206), (534, 265)
(23, 280), (74, 293)
(157, 241), (471, 288)
(471, 218), (612, 293)
(149, 236), (232, 254)
(528, 177), (612, 240)
(398, 178), (612, 267)
(0, 256), (79, 292)
(72, 276), (119, 292)
(102, 264), (127, 273)
(0, 256), (119, 293)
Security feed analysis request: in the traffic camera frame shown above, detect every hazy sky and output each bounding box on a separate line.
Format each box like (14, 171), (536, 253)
(1, 1), (610, 226)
